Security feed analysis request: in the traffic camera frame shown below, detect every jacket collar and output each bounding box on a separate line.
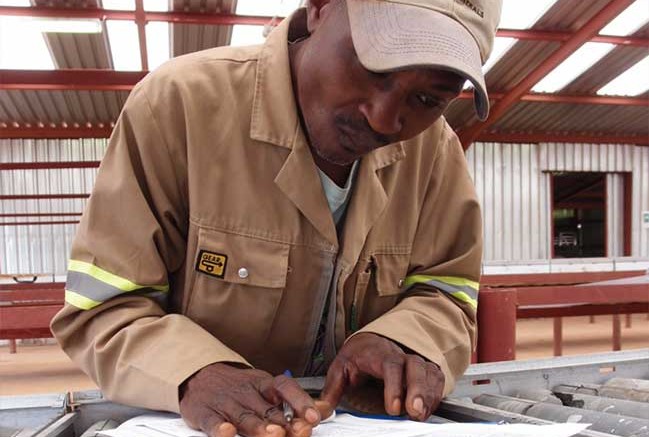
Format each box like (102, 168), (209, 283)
(249, 11), (301, 150)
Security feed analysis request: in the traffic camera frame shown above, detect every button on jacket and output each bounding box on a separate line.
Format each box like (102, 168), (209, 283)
(51, 10), (483, 414)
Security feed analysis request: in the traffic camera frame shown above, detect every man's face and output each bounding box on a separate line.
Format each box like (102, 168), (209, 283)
(293, 0), (465, 167)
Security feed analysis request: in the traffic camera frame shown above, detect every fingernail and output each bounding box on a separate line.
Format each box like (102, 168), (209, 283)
(391, 398), (401, 414)
(265, 424), (283, 435)
(413, 397), (424, 415)
(216, 422), (237, 437)
(292, 421), (310, 433)
(305, 407), (320, 423)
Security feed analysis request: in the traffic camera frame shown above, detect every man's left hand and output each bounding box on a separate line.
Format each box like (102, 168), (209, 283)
(319, 332), (444, 421)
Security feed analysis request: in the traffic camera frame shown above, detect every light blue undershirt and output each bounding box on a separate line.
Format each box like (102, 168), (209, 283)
(316, 160), (359, 225)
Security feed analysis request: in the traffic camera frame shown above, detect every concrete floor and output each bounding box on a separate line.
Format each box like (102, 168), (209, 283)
(1, 314), (648, 396)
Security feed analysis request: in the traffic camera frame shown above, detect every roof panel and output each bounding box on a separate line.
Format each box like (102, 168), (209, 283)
(489, 102), (649, 136)
(171, 0), (237, 57)
(0, 90), (129, 125)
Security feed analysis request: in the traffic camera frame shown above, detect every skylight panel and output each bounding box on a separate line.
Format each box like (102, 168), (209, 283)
(143, 0), (168, 11)
(597, 55), (649, 96)
(0, 0), (29, 6)
(531, 42), (614, 93)
(146, 22), (170, 71)
(498, 0), (557, 29)
(0, 17), (54, 69)
(235, 0), (302, 17)
(473, 0), (557, 79)
(29, 19), (102, 33)
(106, 20), (141, 71)
(230, 25), (267, 47)
(599, 0), (649, 36)
(483, 37), (516, 73)
(102, 0), (135, 10)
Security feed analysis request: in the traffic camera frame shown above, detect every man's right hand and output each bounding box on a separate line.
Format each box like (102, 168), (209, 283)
(179, 363), (323, 437)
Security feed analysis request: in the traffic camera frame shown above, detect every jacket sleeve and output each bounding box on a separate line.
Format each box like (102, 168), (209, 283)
(354, 123), (482, 398)
(50, 82), (250, 414)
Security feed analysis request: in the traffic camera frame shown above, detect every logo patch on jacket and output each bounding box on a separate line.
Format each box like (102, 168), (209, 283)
(196, 250), (227, 278)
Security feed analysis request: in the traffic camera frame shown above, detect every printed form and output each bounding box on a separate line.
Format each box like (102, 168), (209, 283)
(99, 412), (590, 437)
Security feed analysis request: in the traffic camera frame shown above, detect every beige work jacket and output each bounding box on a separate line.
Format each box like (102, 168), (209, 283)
(51, 11), (482, 415)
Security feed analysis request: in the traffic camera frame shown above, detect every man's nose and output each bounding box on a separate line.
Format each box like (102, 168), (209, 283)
(358, 91), (403, 137)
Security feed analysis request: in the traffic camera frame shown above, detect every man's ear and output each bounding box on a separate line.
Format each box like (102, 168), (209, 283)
(305, 0), (337, 33)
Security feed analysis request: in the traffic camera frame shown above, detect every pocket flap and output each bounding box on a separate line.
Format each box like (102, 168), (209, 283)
(197, 228), (289, 288)
(373, 252), (410, 296)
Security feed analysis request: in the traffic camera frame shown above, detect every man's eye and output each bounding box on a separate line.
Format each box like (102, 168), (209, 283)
(416, 93), (443, 108)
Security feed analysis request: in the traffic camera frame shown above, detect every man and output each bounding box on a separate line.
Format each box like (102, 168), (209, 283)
(51, 0), (501, 436)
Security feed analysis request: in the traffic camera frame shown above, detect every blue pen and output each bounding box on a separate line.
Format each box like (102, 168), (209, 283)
(282, 370), (294, 422)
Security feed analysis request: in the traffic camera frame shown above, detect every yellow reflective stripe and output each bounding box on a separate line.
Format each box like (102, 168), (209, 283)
(67, 260), (168, 293)
(65, 289), (102, 310)
(403, 275), (479, 291)
(403, 274), (478, 309)
(448, 291), (478, 310)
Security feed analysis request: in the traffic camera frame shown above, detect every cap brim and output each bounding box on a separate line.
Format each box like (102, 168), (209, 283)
(346, 0), (489, 120)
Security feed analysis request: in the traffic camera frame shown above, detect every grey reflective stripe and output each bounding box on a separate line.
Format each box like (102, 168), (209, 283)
(66, 270), (164, 304)
(404, 279), (478, 301)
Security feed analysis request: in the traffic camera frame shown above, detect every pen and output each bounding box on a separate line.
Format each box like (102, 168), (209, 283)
(282, 370), (295, 423)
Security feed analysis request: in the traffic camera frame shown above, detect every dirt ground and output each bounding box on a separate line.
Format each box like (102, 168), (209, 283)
(1, 314), (648, 396)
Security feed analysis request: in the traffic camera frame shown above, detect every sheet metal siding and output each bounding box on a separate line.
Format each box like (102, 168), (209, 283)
(635, 146), (649, 258)
(607, 173), (624, 257)
(0, 139), (107, 276)
(468, 142), (648, 261)
(466, 142), (550, 261)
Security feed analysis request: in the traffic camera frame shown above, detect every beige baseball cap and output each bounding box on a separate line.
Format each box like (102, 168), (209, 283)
(346, 0), (502, 120)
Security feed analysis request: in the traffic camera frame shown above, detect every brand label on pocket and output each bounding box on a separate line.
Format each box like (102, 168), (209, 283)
(196, 250), (227, 278)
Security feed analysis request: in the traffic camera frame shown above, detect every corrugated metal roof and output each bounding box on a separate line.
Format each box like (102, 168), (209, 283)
(489, 102), (649, 136)
(171, 0), (238, 57)
(563, 45), (649, 94)
(0, 0), (647, 140)
(0, 90), (128, 126)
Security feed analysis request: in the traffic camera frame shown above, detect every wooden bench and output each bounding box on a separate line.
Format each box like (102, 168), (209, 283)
(0, 282), (65, 354)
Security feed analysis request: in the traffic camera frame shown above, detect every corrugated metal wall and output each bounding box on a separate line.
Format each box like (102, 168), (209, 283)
(466, 142), (550, 261)
(0, 139), (107, 278)
(466, 142), (649, 261)
(1, 140), (648, 277)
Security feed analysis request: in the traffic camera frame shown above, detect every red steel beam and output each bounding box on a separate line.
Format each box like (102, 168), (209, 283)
(0, 126), (113, 139)
(476, 132), (649, 145)
(1, 6), (648, 47)
(5, 70), (646, 108)
(0, 194), (89, 200)
(0, 304), (61, 338)
(516, 283), (649, 306)
(0, 161), (100, 170)
(497, 28), (649, 47)
(0, 69), (146, 91)
(0, 5), (277, 26)
(135, 0), (148, 72)
(459, 0), (636, 150)
(477, 288), (517, 362)
(458, 92), (649, 106)
(481, 270), (646, 287)
(517, 302), (649, 319)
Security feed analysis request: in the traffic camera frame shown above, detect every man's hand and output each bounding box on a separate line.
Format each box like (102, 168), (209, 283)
(179, 363), (323, 437)
(320, 333), (444, 421)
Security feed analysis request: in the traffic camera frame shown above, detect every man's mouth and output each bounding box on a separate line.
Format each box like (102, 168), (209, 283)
(337, 123), (385, 156)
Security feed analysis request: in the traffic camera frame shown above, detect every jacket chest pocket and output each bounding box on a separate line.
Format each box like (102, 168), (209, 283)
(187, 227), (290, 360)
(351, 252), (410, 331)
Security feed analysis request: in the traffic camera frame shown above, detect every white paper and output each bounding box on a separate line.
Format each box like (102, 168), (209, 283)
(99, 412), (590, 437)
